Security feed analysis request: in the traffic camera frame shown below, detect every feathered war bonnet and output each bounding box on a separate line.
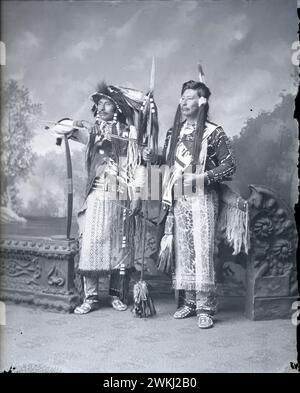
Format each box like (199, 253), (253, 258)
(89, 81), (144, 126)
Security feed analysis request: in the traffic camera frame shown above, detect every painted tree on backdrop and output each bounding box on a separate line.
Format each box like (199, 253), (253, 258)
(0, 79), (41, 219)
(231, 92), (298, 208)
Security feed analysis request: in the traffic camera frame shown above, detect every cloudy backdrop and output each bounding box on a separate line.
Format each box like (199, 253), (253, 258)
(2, 0), (298, 155)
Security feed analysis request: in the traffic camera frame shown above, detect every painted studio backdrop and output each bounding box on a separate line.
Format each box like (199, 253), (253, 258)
(0, 0), (299, 374)
(0, 0), (298, 302)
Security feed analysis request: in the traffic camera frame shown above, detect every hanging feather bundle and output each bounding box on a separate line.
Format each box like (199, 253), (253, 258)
(157, 209), (174, 274)
(126, 125), (141, 199)
(137, 95), (150, 147)
(132, 279), (156, 318)
(149, 94), (159, 162)
(137, 92), (159, 162)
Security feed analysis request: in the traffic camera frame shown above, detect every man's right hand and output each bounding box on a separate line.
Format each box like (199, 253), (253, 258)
(142, 147), (152, 162)
(75, 120), (93, 129)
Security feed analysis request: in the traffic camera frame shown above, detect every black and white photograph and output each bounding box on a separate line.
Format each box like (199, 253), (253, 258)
(0, 0), (299, 375)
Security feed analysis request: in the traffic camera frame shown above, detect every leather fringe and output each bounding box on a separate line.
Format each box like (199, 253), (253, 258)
(218, 200), (250, 255)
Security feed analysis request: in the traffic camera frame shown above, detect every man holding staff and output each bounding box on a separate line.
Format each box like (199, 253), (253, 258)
(55, 83), (145, 314)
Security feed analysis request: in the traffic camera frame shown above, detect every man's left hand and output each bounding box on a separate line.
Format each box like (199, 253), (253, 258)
(182, 173), (206, 188)
(130, 198), (142, 216)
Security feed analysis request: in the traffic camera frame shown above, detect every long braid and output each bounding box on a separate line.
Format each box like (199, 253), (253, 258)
(192, 102), (209, 165)
(166, 104), (182, 166)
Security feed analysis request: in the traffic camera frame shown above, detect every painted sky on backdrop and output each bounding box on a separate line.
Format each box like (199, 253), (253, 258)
(1, 0), (298, 154)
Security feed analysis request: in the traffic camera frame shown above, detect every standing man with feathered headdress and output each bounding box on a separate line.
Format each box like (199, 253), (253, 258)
(55, 82), (146, 314)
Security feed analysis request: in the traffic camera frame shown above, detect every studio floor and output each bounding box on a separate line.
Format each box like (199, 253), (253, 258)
(0, 294), (297, 373)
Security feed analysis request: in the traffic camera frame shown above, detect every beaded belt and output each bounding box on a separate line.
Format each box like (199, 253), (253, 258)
(91, 177), (126, 194)
(92, 177), (108, 191)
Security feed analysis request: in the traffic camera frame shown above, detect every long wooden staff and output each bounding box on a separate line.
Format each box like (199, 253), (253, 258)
(132, 57), (157, 318)
(141, 56), (155, 281)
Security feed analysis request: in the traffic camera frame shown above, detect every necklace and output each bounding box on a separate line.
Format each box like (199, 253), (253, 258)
(181, 121), (196, 135)
(100, 120), (115, 135)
